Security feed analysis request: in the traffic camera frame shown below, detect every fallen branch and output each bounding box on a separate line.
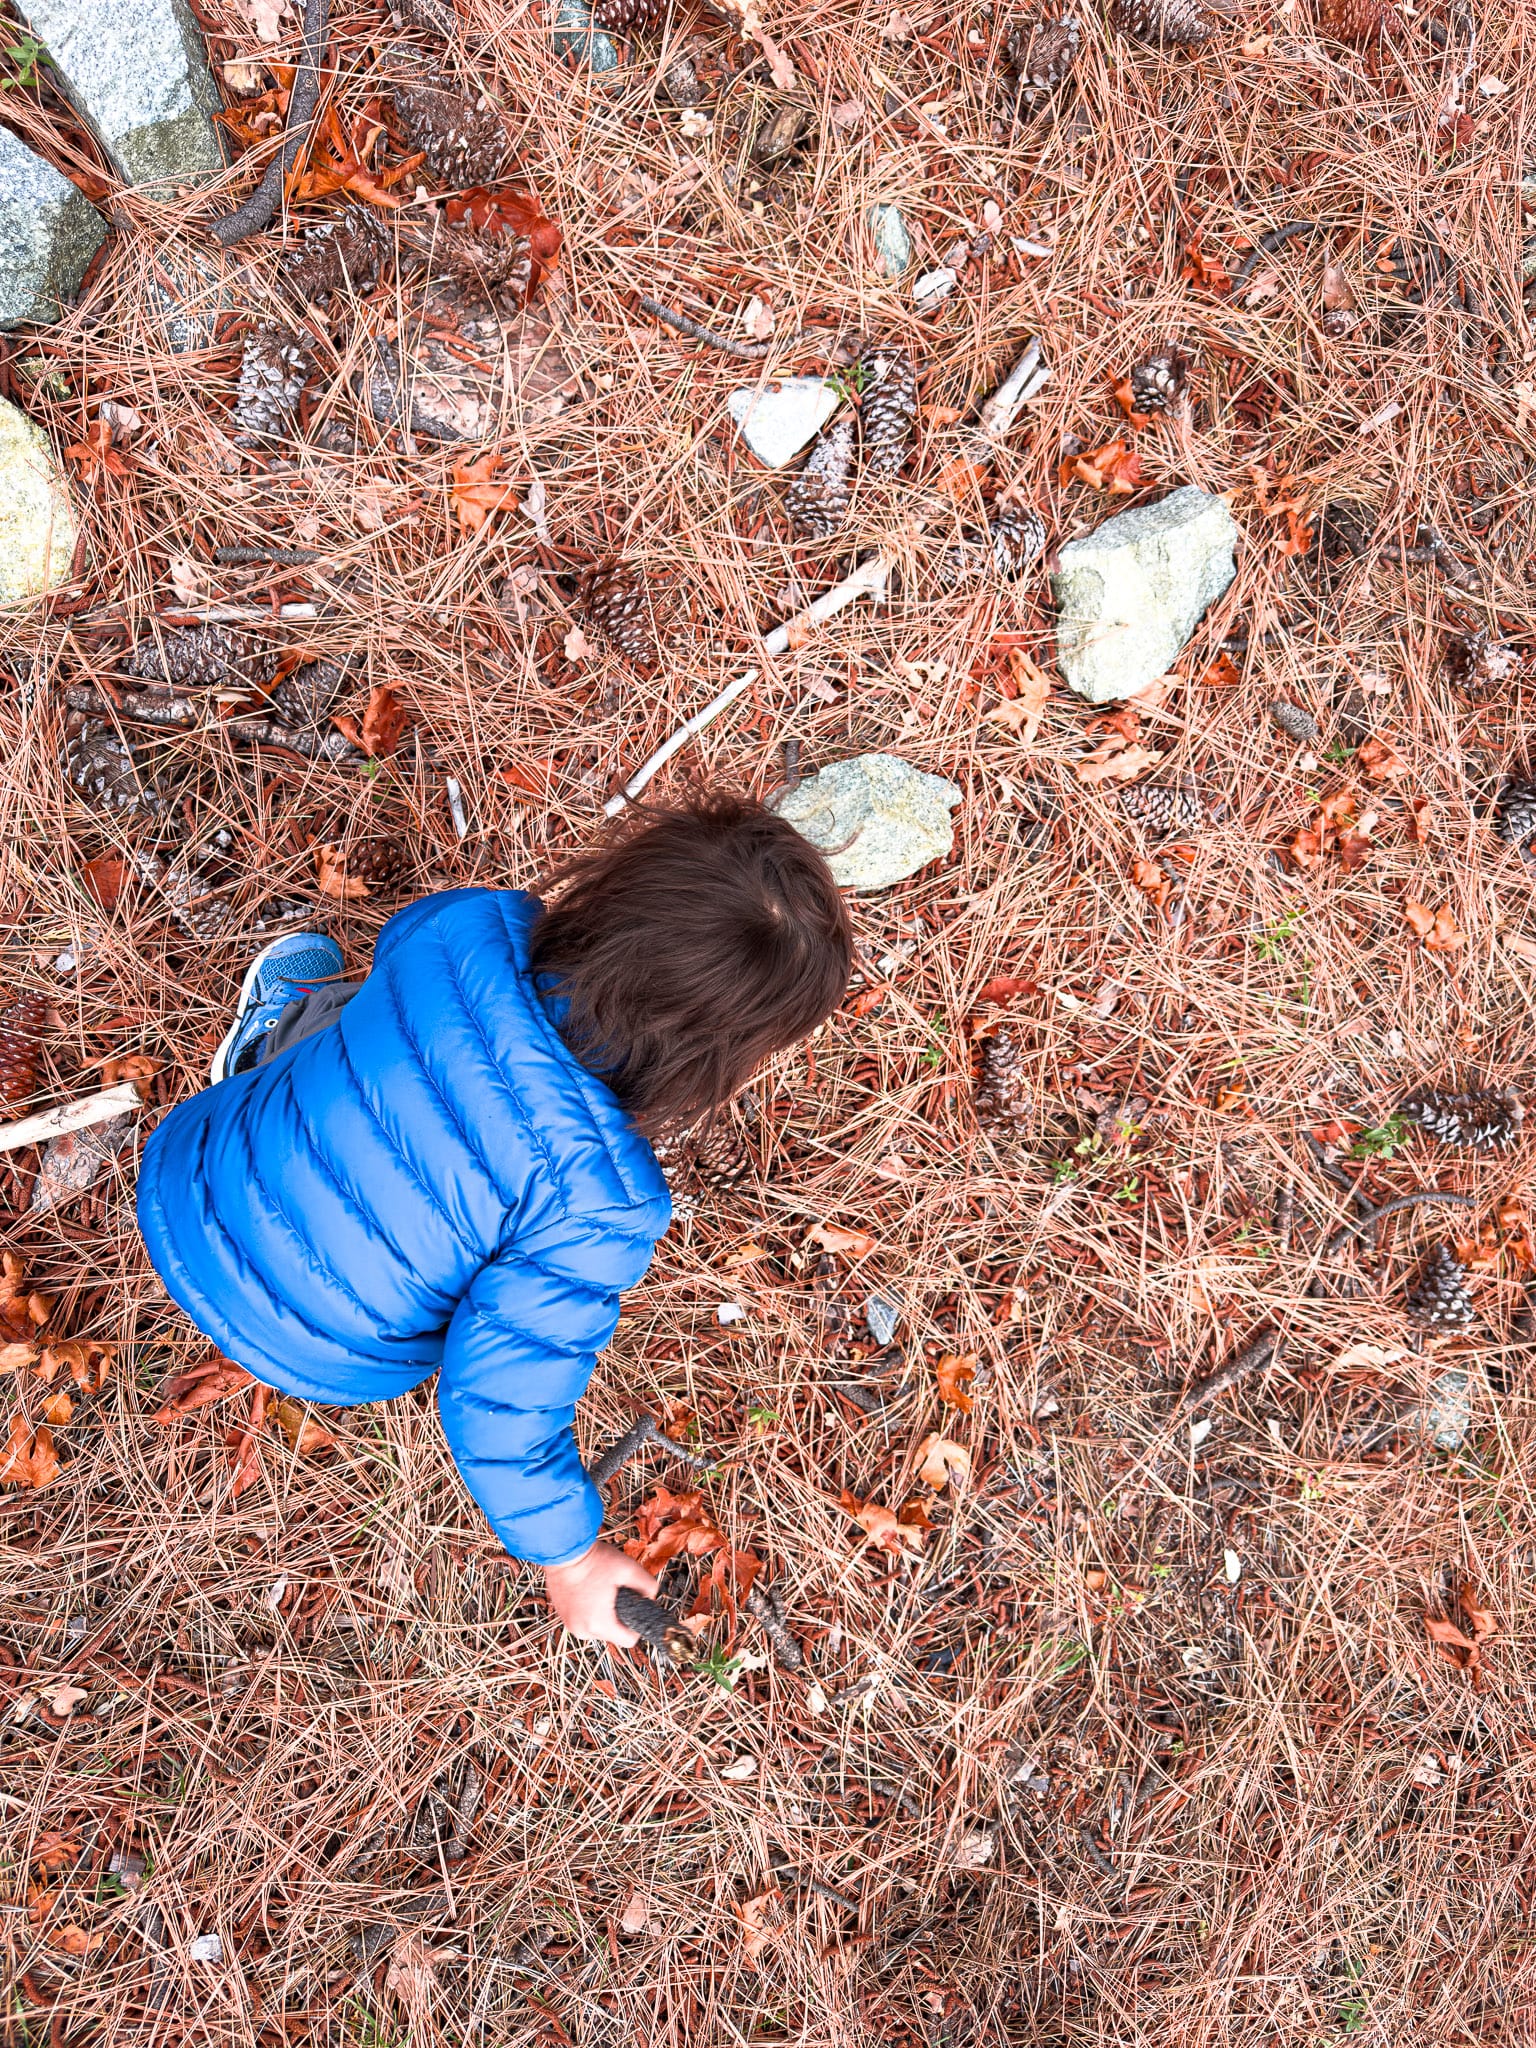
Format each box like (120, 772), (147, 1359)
(0, 1083), (143, 1157)
(209, 0), (328, 249)
(1323, 1188), (1477, 1258)
(604, 339), (1049, 814)
(589, 1410), (707, 1488)
(1176, 1329), (1278, 1418)
(745, 1580), (805, 1670)
(640, 296), (771, 361)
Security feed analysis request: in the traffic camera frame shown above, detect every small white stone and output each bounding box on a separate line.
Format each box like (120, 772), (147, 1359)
(913, 265), (959, 308)
(955, 1827), (996, 1868)
(1223, 1549), (1242, 1584)
(1189, 1418), (1213, 1447)
(727, 377), (841, 467)
(716, 1301), (746, 1325)
(188, 1933), (223, 1964)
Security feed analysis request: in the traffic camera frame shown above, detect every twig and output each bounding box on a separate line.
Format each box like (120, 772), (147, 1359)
(221, 715), (358, 762)
(445, 1759), (483, 1863)
(1323, 1189), (1477, 1257)
(613, 1586), (695, 1662)
(212, 547), (320, 567)
(1274, 1175), (1295, 1257)
(589, 1411), (706, 1488)
(1232, 221), (1317, 290)
(65, 684), (195, 728)
(0, 1083), (143, 1157)
(640, 296), (771, 361)
(209, 0), (328, 249)
(1176, 1329), (1278, 1418)
(745, 1580), (805, 1670)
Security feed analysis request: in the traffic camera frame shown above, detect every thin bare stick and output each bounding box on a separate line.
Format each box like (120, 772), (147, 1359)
(0, 1083), (143, 1156)
(745, 1581), (805, 1670)
(1176, 1329), (1278, 1418)
(640, 297), (771, 361)
(209, 0), (328, 249)
(1323, 1188), (1477, 1257)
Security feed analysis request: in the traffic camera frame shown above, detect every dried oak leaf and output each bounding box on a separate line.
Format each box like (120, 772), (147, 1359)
(935, 1351), (977, 1412)
(916, 1432), (971, 1490)
(450, 451), (520, 534)
(360, 684), (407, 758)
(1132, 856), (1173, 909)
(1404, 900), (1463, 952)
(807, 1222), (876, 1258)
(385, 1930), (451, 2012)
(623, 1487), (726, 1573)
(988, 649), (1052, 746)
(315, 843), (371, 901)
(975, 973), (1037, 1007)
(1077, 741), (1164, 786)
(736, 1889), (786, 1966)
(1060, 437), (1146, 494)
(270, 1396), (337, 1456)
(44, 1340), (114, 1394)
(0, 1418), (60, 1489)
(153, 1353), (255, 1421)
(840, 1492), (926, 1555)
(1357, 736), (1407, 783)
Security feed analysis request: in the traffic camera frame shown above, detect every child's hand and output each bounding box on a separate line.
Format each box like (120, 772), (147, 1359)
(543, 1542), (659, 1648)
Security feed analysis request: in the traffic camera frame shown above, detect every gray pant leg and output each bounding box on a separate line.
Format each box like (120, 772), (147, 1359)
(256, 980), (364, 1065)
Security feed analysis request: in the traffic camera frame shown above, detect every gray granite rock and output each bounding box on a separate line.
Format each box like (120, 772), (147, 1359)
(17, 0), (223, 188)
(728, 377), (841, 467)
(1413, 1369), (1471, 1453)
(0, 398), (77, 606)
(0, 126), (107, 329)
(1053, 485), (1239, 704)
(868, 202), (911, 278)
(551, 0), (620, 71)
(771, 753), (962, 891)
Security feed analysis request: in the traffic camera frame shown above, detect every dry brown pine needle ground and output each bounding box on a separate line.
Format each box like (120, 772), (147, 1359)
(1, 0), (1535, 2040)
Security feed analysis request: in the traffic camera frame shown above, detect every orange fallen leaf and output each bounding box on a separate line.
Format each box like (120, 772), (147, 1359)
(1131, 856), (1173, 910)
(989, 649), (1052, 747)
(0, 1342), (36, 1373)
(270, 1396), (338, 1457)
(807, 1222), (876, 1259)
(1111, 376), (1152, 429)
(1076, 741), (1163, 787)
(50, 1923), (103, 1956)
(0, 1418), (59, 1489)
(1337, 826), (1375, 873)
(44, 1340), (114, 1395)
(315, 843), (371, 901)
(42, 1683), (87, 1719)
(1356, 736), (1408, 784)
(840, 1492), (926, 1555)
(38, 1390), (73, 1427)
(1060, 437), (1146, 494)
(974, 973), (1037, 1008)
(915, 1432), (971, 1490)
(623, 1487), (726, 1573)
(63, 419), (133, 484)
(30, 1831), (80, 1873)
(736, 1889), (786, 1966)
(1199, 650), (1243, 688)
(153, 1354), (255, 1421)
(450, 450), (520, 535)
(935, 1351), (977, 1412)
(1214, 1083), (1247, 1113)
(1405, 795), (1434, 845)
(1404, 900), (1463, 952)
(360, 684), (406, 759)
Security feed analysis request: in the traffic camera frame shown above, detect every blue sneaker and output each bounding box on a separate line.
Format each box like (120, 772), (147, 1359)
(210, 933), (346, 1083)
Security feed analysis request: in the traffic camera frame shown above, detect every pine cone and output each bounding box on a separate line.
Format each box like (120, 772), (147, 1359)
(1407, 1243), (1476, 1331)
(1445, 630), (1519, 694)
(400, 215), (533, 313)
(1268, 698), (1320, 744)
(785, 416), (855, 540)
(660, 53), (705, 104)
(581, 562), (671, 664)
(399, 0), (462, 33)
(1116, 780), (1205, 835)
(858, 346), (919, 480)
(0, 992), (45, 1111)
(654, 1113), (753, 1194)
(64, 729), (158, 818)
(1004, 14), (1081, 111)
(1494, 778), (1536, 851)
(1127, 349), (1189, 415)
(233, 324), (313, 442)
(269, 658), (349, 732)
(1318, 0), (1400, 43)
(591, 0), (664, 26)
(1109, 0), (1229, 45)
(123, 625), (279, 693)
(391, 80), (513, 187)
(933, 539), (989, 588)
(990, 504), (1047, 578)
(1399, 1085), (1522, 1152)
(283, 209), (389, 304)
(974, 1028), (1030, 1136)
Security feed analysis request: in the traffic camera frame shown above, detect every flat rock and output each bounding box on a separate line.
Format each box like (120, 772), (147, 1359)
(1053, 485), (1239, 704)
(551, 0), (621, 71)
(771, 753), (962, 891)
(17, 0), (222, 188)
(0, 126), (107, 329)
(0, 399), (77, 607)
(868, 202), (911, 278)
(727, 377), (840, 468)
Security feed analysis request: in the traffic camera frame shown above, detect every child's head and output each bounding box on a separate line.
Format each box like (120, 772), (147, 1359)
(531, 790), (852, 1130)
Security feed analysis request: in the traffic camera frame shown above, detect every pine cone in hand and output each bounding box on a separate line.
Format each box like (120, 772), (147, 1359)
(785, 417), (855, 540)
(1004, 14), (1081, 112)
(1407, 1243), (1476, 1330)
(1109, 0), (1229, 44)
(391, 80), (514, 186)
(0, 992), (45, 1111)
(974, 1028), (1031, 1136)
(233, 324), (314, 442)
(581, 562), (672, 665)
(1399, 1085), (1522, 1152)
(858, 346), (919, 479)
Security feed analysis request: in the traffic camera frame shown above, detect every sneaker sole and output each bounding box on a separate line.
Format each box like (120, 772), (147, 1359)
(209, 936), (335, 1085)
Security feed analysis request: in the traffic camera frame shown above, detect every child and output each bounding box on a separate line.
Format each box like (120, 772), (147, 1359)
(137, 793), (851, 1646)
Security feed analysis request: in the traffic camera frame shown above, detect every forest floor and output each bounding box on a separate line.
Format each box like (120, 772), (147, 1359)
(1, 0), (1535, 2042)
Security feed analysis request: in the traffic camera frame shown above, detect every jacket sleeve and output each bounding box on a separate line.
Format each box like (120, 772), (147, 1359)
(436, 1214), (655, 1568)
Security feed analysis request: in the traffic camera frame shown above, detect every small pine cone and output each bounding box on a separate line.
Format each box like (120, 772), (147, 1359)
(858, 346), (919, 480)
(653, 1105), (754, 1194)
(391, 80), (514, 187)
(581, 561), (672, 665)
(233, 324), (313, 442)
(399, 0), (462, 33)
(1127, 349), (1189, 415)
(1116, 780), (1205, 836)
(785, 416), (855, 540)
(64, 728), (158, 817)
(1445, 630), (1519, 694)
(1318, 0), (1400, 43)
(1268, 698), (1320, 744)
(0, 992), (46, 1111)
(124, 625), (279, 693)
(990, 504), (1047, 579)
(1004, 14), (1081, 111)
(1494, 778), (1536, 850)
(974, 1028), (1030, 1136)
(591, 0), (664, 26)
(270, 657), (349, 731)
(934, 539), (988, 588)
(1407, 1243), (1476, 1331)
(283, 209), (389, 304)
(1109, 0), (1228, 44)
(347, 837), (407, 892)
(660, 53), (705, 104)
(1399, 1085), (1522, 1152)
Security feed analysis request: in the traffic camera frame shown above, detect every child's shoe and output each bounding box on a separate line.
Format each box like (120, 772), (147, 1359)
(210, 933), (345, 1083)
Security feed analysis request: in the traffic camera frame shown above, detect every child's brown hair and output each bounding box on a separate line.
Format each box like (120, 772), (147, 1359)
(531, 790), (852, 1131)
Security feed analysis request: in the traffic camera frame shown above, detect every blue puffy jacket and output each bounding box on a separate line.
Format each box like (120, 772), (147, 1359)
(136, 888), (671, 1566)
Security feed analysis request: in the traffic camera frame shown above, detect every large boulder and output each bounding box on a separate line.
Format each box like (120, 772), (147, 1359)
(1053, 485), (1239, 704)
(771, 753), (962, 891)
(0, 399), (78, 607)
(17, 0), (223, 188)
(0, 126), (107, 328)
